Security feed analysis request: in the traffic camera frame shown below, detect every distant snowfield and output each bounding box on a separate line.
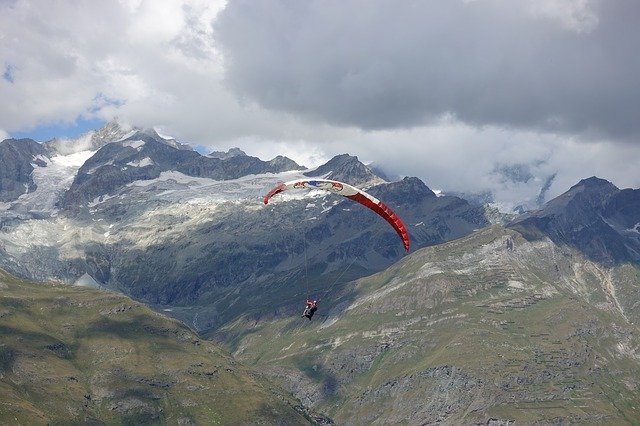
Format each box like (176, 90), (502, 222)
(51, 150), (96, 167)
(125, 169), (324, 206)
(0, 159), (348, 282)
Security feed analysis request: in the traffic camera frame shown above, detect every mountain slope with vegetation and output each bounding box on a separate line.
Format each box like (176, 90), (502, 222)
(0, 269), (315, 425)
(217, 226), (640, 424)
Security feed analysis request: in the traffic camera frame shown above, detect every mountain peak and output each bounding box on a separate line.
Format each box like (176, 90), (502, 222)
(571, 176), (618, 191)
(371, 176), (437, 205)
(509, 176), (638, 264)
(267, 155), (305, 172)
(208, 147), (247, 160)
(304, 153), (384, 186)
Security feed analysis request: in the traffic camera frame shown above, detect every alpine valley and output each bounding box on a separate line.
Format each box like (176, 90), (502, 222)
(1, 122), (639, 424)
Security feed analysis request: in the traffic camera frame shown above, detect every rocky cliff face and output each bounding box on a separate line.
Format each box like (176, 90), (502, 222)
(509, 177), (640, 264)
(304, 153), (384, 187)
(0, 138), (47, 202)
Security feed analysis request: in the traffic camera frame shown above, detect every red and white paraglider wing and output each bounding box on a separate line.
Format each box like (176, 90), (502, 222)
(263, 179), (410, 252)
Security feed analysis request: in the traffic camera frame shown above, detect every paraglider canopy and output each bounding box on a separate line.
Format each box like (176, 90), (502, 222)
(264, 178), (410, 252)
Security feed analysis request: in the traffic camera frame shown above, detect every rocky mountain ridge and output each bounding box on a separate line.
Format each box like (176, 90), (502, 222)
(509, 176), (640, 264)
(0, 138), (48, 202)
(61, 129), (304, 210)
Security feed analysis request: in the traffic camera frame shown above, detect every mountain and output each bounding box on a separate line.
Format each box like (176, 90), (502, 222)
(61, 129), (304, 210)
(304, 153), (383, 187)
(509, 177), (640, 264)
(2, 123), (640, 423)
(0, 126), (488, 336)
(0, 138), (47, 202)
(208, 147), (247, 159)
(218, 225), (640, 424)
(0, 268), (317, 425)
(85, 166), (487, 333)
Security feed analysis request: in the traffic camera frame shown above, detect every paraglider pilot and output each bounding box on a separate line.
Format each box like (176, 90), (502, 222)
(302, 297), (318, 320)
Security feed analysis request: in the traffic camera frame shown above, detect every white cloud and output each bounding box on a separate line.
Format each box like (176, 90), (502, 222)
(1, 0), (639, 207)
(526, 0), (599, 33)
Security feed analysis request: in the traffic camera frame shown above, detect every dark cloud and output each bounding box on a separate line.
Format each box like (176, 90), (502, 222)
(215, 0), (640, 141)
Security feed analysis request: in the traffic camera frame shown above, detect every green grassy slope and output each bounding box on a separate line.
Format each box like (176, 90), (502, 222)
(0, 269), (311, 425)
(217, 226), (640, 424)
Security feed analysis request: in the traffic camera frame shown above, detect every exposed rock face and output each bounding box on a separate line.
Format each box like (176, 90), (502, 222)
(61, 130), (304, 210)
(208, 147), (247, 159)
(0, 138), (46, 202)
(509, 177), (640, 264)
(304, 153), (383, 187)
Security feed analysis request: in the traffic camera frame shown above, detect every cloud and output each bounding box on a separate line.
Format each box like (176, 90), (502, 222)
(1, 0), (639, 209)
(0, 0), (227, 133)
(236, 118), (640, 211)
(215, 0), (640, 141)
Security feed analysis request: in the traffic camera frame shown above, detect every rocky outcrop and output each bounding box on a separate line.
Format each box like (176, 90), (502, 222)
(0, 138), (46, 202)
(304, 153), (383, 187)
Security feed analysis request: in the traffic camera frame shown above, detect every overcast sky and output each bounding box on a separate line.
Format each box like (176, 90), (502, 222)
(1, 0), (639, 209)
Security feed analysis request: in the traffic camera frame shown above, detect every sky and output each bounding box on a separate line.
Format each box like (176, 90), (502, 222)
(1, 0), (639, 210)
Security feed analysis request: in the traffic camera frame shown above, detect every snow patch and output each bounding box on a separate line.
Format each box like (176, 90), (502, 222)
(122, 139), (145, 150)
(153, 127), (175, 140)
(52, 150), (95, 168)
(127, 157), (154, 167)
(32, 154), (49, 165)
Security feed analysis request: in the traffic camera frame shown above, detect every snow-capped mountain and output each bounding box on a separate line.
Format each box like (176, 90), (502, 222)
(0, 122), (488, 332)
(3, 123), (639, 425)
(60, 129), (303, 211)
